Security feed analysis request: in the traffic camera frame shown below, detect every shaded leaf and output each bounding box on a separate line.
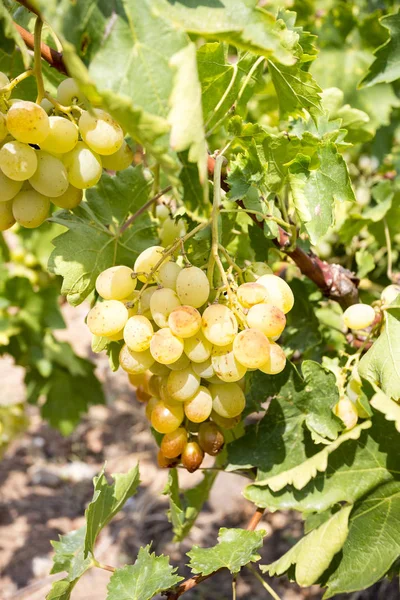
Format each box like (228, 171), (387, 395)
(370, 389), (400, 433)
(360, 13), (400, 88)
(0, 2), (31, 68)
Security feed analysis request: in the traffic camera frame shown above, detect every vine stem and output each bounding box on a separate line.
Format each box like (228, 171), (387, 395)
(383, 219), (393, 282)
(14, 22), (68, 75)
(119, 186), (172, 234)
(246, 565), (281, 600)
(34, 17), (45, 103)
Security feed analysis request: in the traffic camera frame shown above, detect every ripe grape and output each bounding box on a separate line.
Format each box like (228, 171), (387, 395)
(150, 287), (181, 328)
(184, 386), (213, 423)
(257, 274), (294, 314)
(123, 315), (154, 352)
(167, 353), (191, 371)
(160, 427), (188, 458)
(167, 366), (200, 401)
(0, 141), (38, 181)
(136, 385), (151, 403)
(12, 190), (50, 228)
(233, 328), (270, 369)
(157, 261), (182, 291)
(0, 200), (15, 231)
(40, 116), (79, 154)
(50, 185), (83, 209)
(381, 284), (400, 305)
(151, 400), (184, 434)
(244, 261), (272, 282)
(119, 344), (154, 374)
(184, 330), (212, 363)
(145, 396), (159, 420)
(0, 72), (10, 98)
(176, 266), (210, 308)
(211, 344), (247, 383)
(192, 357), (214, 379)
(168, 305), (202, 339)
(79, 109), (124, 155)
(198, 422), (225, 455)
(343, 303), (375, 330)
(209, 382), (246, 418)
(150, 327), (184, 365)
(246, 303), (286, 338)
(106, 328), (124, 341)
(134, 246), (168, 283)
(160, 216), (186, 247)
(87, 300), (129, 336)
(101, 140), (134, 171)
(139, 285), (157, 318)
(156, 204), (170, 222)
(6, 100), (50, 144)
(57, 78), (86, 106)
(334, 397), (358, 430)
(202, 304), (238, 346)
(259, 342), (286, 375)
(211, 410), (240, 430)
(149, 362), (170, 377)
(29, 151), (69, 197)
(181, 441), (204, 472)
(157, 450), (179, 469)
(0, 113), (7, 142)
(128, 373), (148, 387)
(96, 265), (136, 300)
(63, 142), (102, 189)
(0, 169), (22, 201)
(237, 282), (268, 308)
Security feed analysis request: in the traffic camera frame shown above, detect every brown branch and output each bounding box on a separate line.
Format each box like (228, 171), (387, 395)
(13, 22), (68, 76)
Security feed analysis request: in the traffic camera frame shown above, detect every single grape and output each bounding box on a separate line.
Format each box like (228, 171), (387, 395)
(198, 422), (225, 455)
(50, 185), (83, 209)
(167, 353), (191, 371)
(119, 344), (154, 374)
(0, 141), (38, 181)
(157, 261), (182, 291)
(145, 396), (159, 421)
(148, 375), (163, 398)
(192, 357), (214, 379)
(257, 274), (294, 314)
(57, 78), (86, 106)
(63, 142), (102, 189)
(0, 72), (10, 98)
(184, 386), (213, 423)
(106, 328), (124, 341)
(96, 265), (136, 300)
(79, 109), (124, 155)
(237, 282), (268, 308)
(184, 330), (212, 363)
(167, 366), (200, 401)
(12, 190), (50, 228)
(151, 400), (184, 434)
(334, 397), (358, 430)
(134, 246), (169, 283)
(6, 100), (50, 144)
(346, 376), (362, 403)
(168, 305), (202, 339)
(40, 98), (54, 115)
(150, 287), (181, 328)
(381, 284), (400, 305)
(29, 151), (69, 198)
(101, 140), (134, 171)
(136, 385), (151, 403)
(160, 427), (188, 458)
(246, 303), (286, 338)
(259, 342), (286, 375)
(0, 169), (22, 201)
(202, 304), (238, 346)
(40, 116), (79, 154)
(150, 327), (184, 365)
(139, 285), (157, 318)
(160, 216), (186, 247)
(211, 344), (247, 383)
(87, 300), (129, 336)
(209, 382), (245, 418)
(149, 362), (170, 377)
(343, 303), (375, 330)
(157, 450), (180, 469)
(181, 441), (204, 472)
(155, 204), (170, 222)
(0, 200), (15, 231)
(176, 266), (210, 308)
(233, 328), (270, 369)
(0, 113), (7, 142)
(211, 410), (240, 430)
(128, 372), (148, 387)
(244, 261), (272, 282)
(124, 315), (154, 352)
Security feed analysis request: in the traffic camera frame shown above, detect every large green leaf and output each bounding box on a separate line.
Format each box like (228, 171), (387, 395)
(360, 13), (400, 87)
(268, 59), (322, 119)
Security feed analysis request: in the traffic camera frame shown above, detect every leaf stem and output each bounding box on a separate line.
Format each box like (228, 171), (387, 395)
(246, 564), (281, 600)
(220, 208), (292, 233)
(92, 559), (116, 573)
(34, 17), (45, 103)
(232, 574), (237, 600)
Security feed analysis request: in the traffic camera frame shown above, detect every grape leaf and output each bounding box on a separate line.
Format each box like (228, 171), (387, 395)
(262, 505), (351, 587)
(46, 579), (76, 600)
(370, 388), (400, 433)
(281, 279), (322, 357)
(360, 13), (400, 88)
(106, 545), (182, 600)
(84, 464), (140, 557)
(268, 59), (322, 119)
(46, 528), (92, 600)
(0, 2), (31, 68)
(187, 528), (265, 576)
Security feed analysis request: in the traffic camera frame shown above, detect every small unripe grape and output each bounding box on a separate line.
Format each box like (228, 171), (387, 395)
(211, 410), (240, 430)
(237, 282), (268, 308)
(381, 284), (400, 305)
(184, 330), (212, 363)
(0, 200), (15, 231)
(176, 266), (210, 308)
(50, 185), (83, 209)
(0, 72), (10, 98)
(151, 400), (184, 433)
(57, 78), (86, 106)
(202, 304), (238, 346)
(211, 344), (247, 383)
(150, 287), (181, 328)
(343, 303), (375, 330)
(198, 422), (225, 455)
(259, 342), (286, 375)
(6, 100), (50, 144)
(160, 427), (188, 458)
(334, 397), (358, 430)
(40, 116), (79, 154)
(87, 300), (129, 337)
(29, 151), (69, 198)
(184, 386), (212, 423)
(246, 303), (286, 338)
(233, 329), (270, 369)
(150, 327), (184, 364)
(63, 142), (102, 189)
(0, 141), (38, 181)
(210, 382), (246, 418)
(244, 261), (272, 282)
(134, 246), (169, 283)
(0, 169), (22, 201)
(181, 441), (204, 472)
(149, 362), (170, 377)
(79, 109), (124, 155)
(160, 216), (186, 247)
(167, 366), (200, 401)
(157, 450), (180, 469)
(101, 140), (134, 171)
(145, 396), (159, 420)
(168, 305), (202, 339)
(157, 261), (182, 291)
(119, 344), (154, 374)
(96, 265), (136, 300)
(12, 190), (50, 228)
(156, 203), (170, 222)
(124, 315), (154, 351)
(257, 274), (294, 314)
(192, 357), (214, 379)
(40, 98), (54, 114)
(167, 353), (191, 371)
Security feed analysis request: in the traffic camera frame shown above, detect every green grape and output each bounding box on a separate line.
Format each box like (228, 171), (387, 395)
(184, 386), (213, 423)
(167, 366), (200, 401)
(50, 185), (83, 209)
(150, 327), (184, 365)
(181, 441), (204, 472)
(12, 190), (50, 228)
(209, 382), (245, 418)
(151, 400), (184, 434)
(150, 287), (181, 328)
(40, 98), (54, 115)
(211, 410), (240, 430)
(119, 344), (154, 374)
(87, 300), (129, 336)
(346, 376), (362, 403)
(343, 303), (375, 330)
(0, 169), (22, 201)
(0, 141), (38, 181)
(29, 151), (69, 198)
(57, 78), (86, 106)
(381, 284), (400, 305)
(0, 113), (7, 142)
(79, 109), (124, 155)
(259, 342), (286, 375)
(0, 200), (15, 231)
(233, 328), (270, 369)
(40, 116), (79, 154)
(244, 261), (272, 282)
(237, 282), (268, 308)
(0, 72), (10, 98)
(160, 427), (188, 458)
(148, 375), (162, 397)
(101, 140), (134, 171)
(155, 203), (170, 222)
(149, 362), (170, 377)
(157, 261), (182, 291)
(63, 142), (102, 189)
(6, 100), (50, 144)
(160, 216), (186, 247)
(333, 397), (358, 430)
(145, 396), (159, 421)
(123, 315), (154, 352)
(192, 357), (214, 379)
(96, 265), (137, 300)
(257, 274), (294, 314)
(246, 303), (286, 338)
(202, 304), (238, 346)
(134, 246), (169, 283)
(176, 266), (210, 308)
(198, 422), (225, 455)
(167, 353), (191, 371)
(184, 330), (212, 363)
(139, 285), (157, 318)
(211, 344), (247, 383)
(168, 305), (202, 339)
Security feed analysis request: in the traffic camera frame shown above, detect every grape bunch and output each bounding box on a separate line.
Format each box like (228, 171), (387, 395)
(0, 73), (133, 231)
(86, 244), (294, 472)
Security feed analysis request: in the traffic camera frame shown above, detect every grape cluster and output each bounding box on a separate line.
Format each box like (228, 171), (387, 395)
(0, 74), (133, 231)
(87, 245), (294, 472)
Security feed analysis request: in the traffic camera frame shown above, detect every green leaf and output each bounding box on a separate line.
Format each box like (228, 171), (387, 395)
(370, 389), (400, 433)
(106, 545), (182, 600)
(281, 279), (322, 357)
(47, 528), (92, 600)
(0, 2), (31, 68)
(187, 528), (265, 576)
(323, 482), (400, 597)
(268, 59), (322, 119)
(46, 579), (76, 600)
(360, 13), (400, 88)
(262, 505), (352, 587)
(85, 465), (140, 557)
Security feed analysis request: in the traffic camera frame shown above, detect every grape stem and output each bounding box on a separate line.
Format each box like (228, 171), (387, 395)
(218, 244), (244, 283)
(0, 69), (34, 96)
(246, 565), (282, 600)
(119, 186), (173, 235)
(383, 219), (393, 282)
(33, 17), (46, 103)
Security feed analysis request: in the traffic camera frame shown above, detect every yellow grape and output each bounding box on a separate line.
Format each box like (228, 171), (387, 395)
(50, 185), (83, 209)
(176, 266), (210, 308)
(192, 357), (214, 379)
(87, 300), (129, 336)
(96, 265), (136, 300)
(6, 100), (49, 144)
(155, 204), (170, 222)
(0, 169), (22, 201)
(202, 304), (238, 346)
(198, 422), (225, 455)
(334, 397), (358, 430)
(211, 344), (247, 383)
(0, 200), (15, 231)
(40, 116), (79, 154)
(259, 342), (286, 375)
(29, 151), (69, 197)
(134, 246), (168, 283)
(151, 400), (184, 434)
(57, 78), (86, 105)
(237, 282), (268, 308)
(181, 441), (204, 472)
(106, 328), (124, 341)
(209, 382), (245, 418)
(149, 362), (170, 377)
(139, 285), (157, 318)
(381, 284), (400, 305)
(343, 303), (375, 330)
(0, 113), (7, 142)
(184, 330), (212, 363)
(119, 344), (154, 374)
(128, 372), (147, 387)
(12, 190), (50, 228)
(150, 287), (181, 328)
(63, 142), (102, 189)
(150, 327), (184, 365)
(101, 140), (134, 171)
(123, 315), (154, 352)
(244, 261), (272, 282)
(160, 427), (188, 458)
(167, 353), (191, 371)
(167, 366), (200, 401)
(0, 141), (38, 181)
(211, 410), (240, 430)
(79, 109), (124, 156)
(184, 386), (213, 423)
(246, 303), (286, 338)
(145, 397), (159, 421)
(257, 274), (294, 314)
(233, 328), (270, 369)
(136, 385), (151, 403)
(157, 261), (182, 291)
(168, 305), (201, 338)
